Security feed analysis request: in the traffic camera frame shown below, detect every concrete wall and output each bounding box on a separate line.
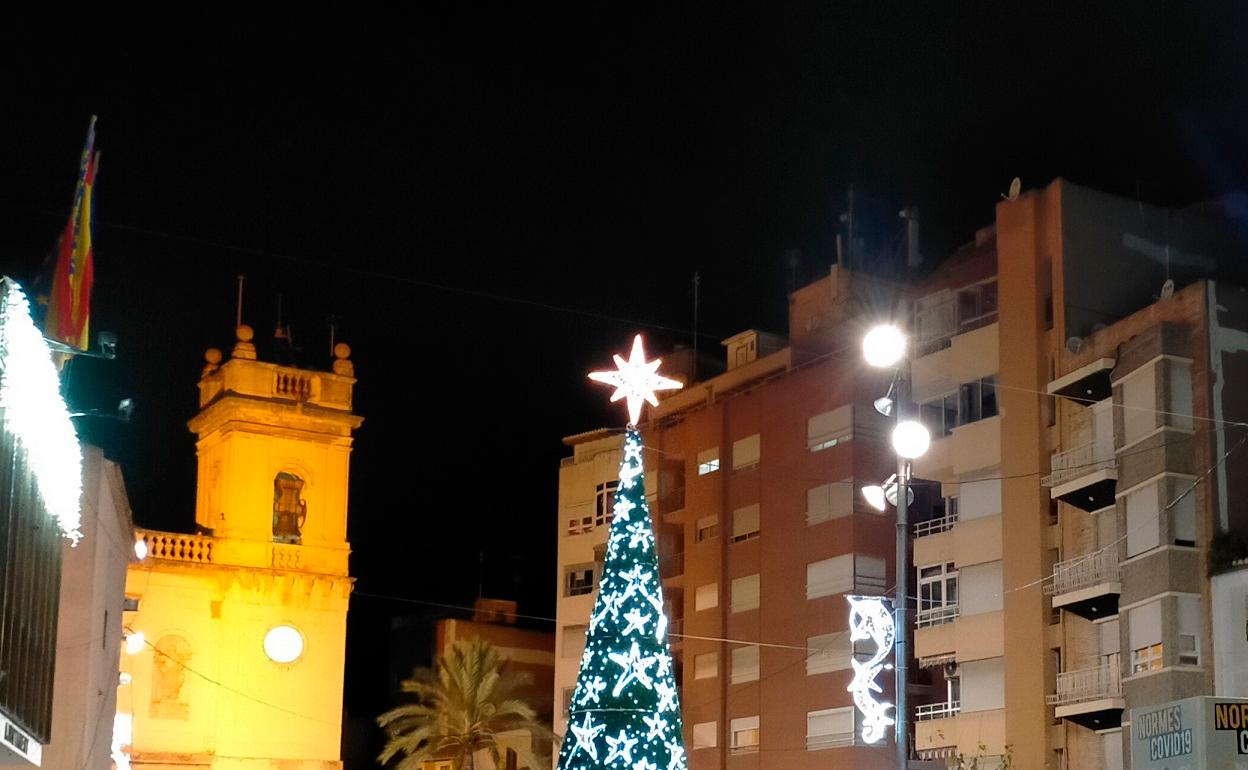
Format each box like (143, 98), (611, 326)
(44, 447), (136, 770)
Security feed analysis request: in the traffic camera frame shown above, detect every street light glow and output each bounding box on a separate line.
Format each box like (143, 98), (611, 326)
(125, 631), (145, 655)
(891, 420), (931, 459)
(862, 485), (888, 511)
(134, 537), (148, 561)
(862, 324), (906, 368)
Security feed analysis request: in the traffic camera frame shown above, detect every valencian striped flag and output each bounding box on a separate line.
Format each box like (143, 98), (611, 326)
(46, 116), (98, 351)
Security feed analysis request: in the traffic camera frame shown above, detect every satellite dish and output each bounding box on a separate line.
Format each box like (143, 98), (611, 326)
(1066, 336), (1084, 354)
(1160, 278), (1175, 300)
(1005, 177), (1022, 201)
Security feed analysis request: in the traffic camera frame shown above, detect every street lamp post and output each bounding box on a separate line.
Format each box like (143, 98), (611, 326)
(862, 324), (929, 770)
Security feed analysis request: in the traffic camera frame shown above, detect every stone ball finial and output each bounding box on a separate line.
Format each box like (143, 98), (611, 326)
(334, 342), (351, 360)
(332, 341), (355, 377)
(236, 325), (255, 342)
(205, 348), (223, 365)
(232, 325), (258, 360)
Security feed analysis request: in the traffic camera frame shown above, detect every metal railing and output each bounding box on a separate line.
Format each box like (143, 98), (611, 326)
(140, 530), (214, 563)
(915, 604), (959, 629)
(1042, 441), (1115, 488)
(1047, 660), (1121, 706)
(915, 511), (959, 538)
(659, 552), (684, 579)
(1045, 549), (1119, 596)
(915, 701), (961, 721)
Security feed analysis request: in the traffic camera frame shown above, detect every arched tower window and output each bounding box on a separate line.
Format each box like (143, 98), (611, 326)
(273, 472), (307, 544)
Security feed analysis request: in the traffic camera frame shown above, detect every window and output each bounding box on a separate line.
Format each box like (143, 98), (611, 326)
(123, 596), (140, 612)
(730, 716), (759, 752)
(807, 632), (852, 675)
(732, 504), (760, 542)
(959, 376), (998, 424)
(566, 501), (594, 536)
(961, 658), (1004, 712)
(1132, 643), (1163, 673)
(807, 555), (853, 599)
(1178, 595), (1201, 666)
(1172, 482), (1197, 546)
(807, 480), (854, 525)
(919, 377), (998, 437)
(697, 447), (720, 476)
(561, 625), (586, 659)
(917, 562), (958, 626)
(1167, 359), (1194, 431)
(731, 645), (760, 683)
(1122, 363), (1157, 445)
(808, 406), (853, 452)
(806, 707), (854, 750)
(595, 481), (619, 528)
(731, 574), (760, 613)
(691, 721), (717, 749)
(695, 583), (719, 612)
(732, 434), (760, 470)
(562, 686), (575, 717)
(959, 478), (1001, 521)
(1130, 601), (1163, 673)
(959, 562), (1002, 615)
(695, 515), (718, 543)
(855, 555), (886, 592)
(1126, 483), (1161, 557)
(565, 564), (595, 597)
(956, 279), (998, 327)
(272, 471), (307, 544)
(694, 652), (718, 680)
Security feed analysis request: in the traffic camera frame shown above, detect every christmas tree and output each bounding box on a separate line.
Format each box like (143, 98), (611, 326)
(558, 336), (685, 770)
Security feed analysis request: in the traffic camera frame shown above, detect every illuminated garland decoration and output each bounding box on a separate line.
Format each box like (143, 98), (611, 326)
(0, 279), (82, 542)
(556, 427), (686, 770)
(846, 595), (896, 744)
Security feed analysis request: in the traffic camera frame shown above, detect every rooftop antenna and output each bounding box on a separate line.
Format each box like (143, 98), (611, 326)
(692, 272), (700, 383)
(1002, 177), (1022, 201)
(235, 275), (245, 328)
(274, 294), (288, 342)
(328, 316), (337, 359)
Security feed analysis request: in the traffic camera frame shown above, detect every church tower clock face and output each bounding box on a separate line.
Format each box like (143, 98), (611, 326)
(263, 624), (305, 664)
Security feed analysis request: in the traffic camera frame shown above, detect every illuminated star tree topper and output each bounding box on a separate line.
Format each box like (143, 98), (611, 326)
(588, 334), (682, 425)
(555, 336), (686, 770)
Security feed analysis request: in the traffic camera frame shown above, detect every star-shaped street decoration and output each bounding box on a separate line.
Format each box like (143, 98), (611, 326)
(608, 641), (658, 696)
(589, 334), (683, 425)
(569, 712), (606, 762)
(621, 607), (651, 636)
(604, 730), (640, 765)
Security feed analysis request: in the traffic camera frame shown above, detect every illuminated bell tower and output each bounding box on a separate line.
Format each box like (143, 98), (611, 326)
(121, 324), (362, 770)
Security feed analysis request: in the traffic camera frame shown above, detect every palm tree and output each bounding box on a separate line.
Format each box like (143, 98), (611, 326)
(377, 638), (555, 770)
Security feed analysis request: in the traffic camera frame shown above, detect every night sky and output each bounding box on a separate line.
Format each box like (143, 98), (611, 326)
(2, 6), (1247, 765)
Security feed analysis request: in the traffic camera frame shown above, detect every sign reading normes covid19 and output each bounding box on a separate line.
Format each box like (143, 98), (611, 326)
(1131, 696), (1248, 769)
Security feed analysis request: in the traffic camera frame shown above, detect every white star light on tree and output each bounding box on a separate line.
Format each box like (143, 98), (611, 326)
(577, 676), (607, 706)
(588, 334), (683, 425)
(621, 607), (651, 636)
(604, 730), (640, 765)
(569, 713), (606, 761)
(633, 759), (658, 770)
(643, 713), (668, 741)
(609, 641), (658, 696)
(655, 681), (678, 712)
(626, 521), (654, 548)
(663, 741), (686, 770)
(655, 651), (672, 677)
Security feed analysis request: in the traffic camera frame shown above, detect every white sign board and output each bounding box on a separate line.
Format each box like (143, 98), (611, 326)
(1131, 696), (1248, 770)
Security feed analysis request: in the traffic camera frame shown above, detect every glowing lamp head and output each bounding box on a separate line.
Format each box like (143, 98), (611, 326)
(263, 625), (304, 663)
(862, 485), (888, 512)
(891, 420), (931, 459)
(862, 324), (906, 368)
(124, 631), (145, 655)
(133, 537), (148, 561)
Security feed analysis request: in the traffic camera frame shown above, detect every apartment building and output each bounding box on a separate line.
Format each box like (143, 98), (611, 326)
(909, 179), (1248, 769)
(556, 267), (920, 770)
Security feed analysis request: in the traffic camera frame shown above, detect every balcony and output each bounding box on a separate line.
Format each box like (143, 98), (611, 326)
(915, 511), (958, 538)
(1045, 550), (1120, 621)
(916, 700), (960, 721)
(1047, 357), (1115, 403)
(1046, 661), (1124, 731)
(916, 604), (960, 629)
(659, 552), (684, 585)
(1042, 442), (1117, 512)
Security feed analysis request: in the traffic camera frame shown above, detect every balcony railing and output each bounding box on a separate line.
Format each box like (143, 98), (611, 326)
(916, 604), (960, 629)
(1042, 442), (1115, 488)
(916, 700), (961, 721)
(1047, 661), (1121, 706)
(915, 511), (959, 538)
(1045, 549), (1119, 597)
(140, 530), (214, 563)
